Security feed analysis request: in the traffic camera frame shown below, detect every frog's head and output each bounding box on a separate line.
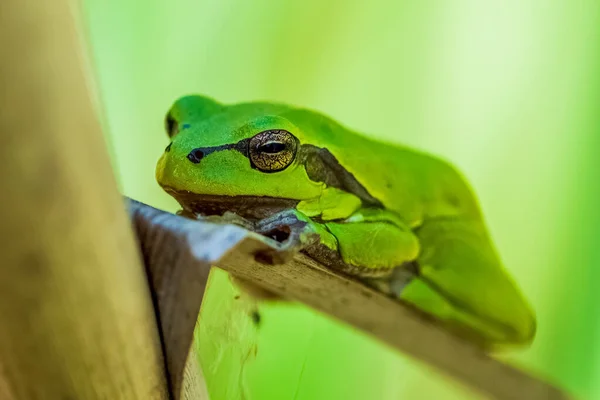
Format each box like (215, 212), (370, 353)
(156, 95), (378, 219)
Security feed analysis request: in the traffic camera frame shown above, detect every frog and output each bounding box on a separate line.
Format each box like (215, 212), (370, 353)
(156, 94), (536, 349)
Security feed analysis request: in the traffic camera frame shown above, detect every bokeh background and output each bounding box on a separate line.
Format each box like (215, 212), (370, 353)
(81, 1), (600, 399)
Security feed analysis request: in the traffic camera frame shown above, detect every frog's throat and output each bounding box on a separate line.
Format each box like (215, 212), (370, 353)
(163, 187), (299, 220)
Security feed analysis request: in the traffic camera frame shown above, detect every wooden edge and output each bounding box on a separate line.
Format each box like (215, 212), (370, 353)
(128, 199), (211, 399)
(129, 198), (251, 399)
(180, 324), (211, 400)
(127, 198), (571, 400)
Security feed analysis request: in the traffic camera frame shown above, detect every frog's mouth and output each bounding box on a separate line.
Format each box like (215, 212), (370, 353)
(163, 187), (299, 220)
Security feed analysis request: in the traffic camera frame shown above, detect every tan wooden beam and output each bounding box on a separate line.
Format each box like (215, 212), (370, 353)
(0, 1), (168, 399)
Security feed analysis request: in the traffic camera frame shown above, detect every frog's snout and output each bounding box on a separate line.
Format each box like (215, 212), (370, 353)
(187, 148), (205, 164)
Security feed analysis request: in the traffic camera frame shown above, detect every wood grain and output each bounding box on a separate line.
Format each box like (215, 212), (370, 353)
(0, 1), (168, 399)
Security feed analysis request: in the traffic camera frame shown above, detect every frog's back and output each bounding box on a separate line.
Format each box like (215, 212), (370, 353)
(280, 107), (482, 226)
(219, 100), (481, 225)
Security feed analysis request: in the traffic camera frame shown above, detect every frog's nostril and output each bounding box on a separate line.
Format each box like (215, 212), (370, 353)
(187, 149), (204, 164)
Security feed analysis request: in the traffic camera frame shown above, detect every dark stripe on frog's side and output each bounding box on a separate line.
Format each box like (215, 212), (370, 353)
(185, 140), (382, 208)
(297, 144), (383, 208)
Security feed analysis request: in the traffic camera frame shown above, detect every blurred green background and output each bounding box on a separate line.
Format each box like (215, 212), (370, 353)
(82, 1), (600, 399)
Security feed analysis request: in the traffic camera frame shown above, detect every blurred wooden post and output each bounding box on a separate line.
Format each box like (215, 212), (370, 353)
(0, 1), (168, 399)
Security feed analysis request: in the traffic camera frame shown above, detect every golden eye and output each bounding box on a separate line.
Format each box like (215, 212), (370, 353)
(249, 130), (297, 172)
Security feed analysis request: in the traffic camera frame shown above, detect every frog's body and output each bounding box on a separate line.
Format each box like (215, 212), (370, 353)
(156, 95), (536, 349)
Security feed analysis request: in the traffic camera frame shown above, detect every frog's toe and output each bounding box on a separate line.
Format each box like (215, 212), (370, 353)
(254, 209), (320, 251)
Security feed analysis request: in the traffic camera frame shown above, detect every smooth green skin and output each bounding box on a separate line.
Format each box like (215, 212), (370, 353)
(156, 95), (536, 348)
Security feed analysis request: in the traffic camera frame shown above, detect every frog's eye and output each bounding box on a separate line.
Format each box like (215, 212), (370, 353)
(249, 130), (298, 172)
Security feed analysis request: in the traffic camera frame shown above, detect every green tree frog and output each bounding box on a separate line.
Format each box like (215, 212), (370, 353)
(156, 94), (536, 349)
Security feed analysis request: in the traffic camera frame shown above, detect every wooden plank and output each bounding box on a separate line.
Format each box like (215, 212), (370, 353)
(128, 199), (571, 400)
(0, 1), (168, 399)
(221, 243), (569, 400)
(129, 198), (239, 399)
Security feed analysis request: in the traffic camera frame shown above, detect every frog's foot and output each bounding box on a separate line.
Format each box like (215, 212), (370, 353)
(307, 212), (420, 279)
(254, 209), (321, 252)
(230, 209), (322, 301)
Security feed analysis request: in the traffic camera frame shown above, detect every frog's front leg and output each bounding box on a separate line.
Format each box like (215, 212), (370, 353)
(322, 208), (420, 278)
(254, 208), (335, 256)
(256, 207), (420, 280)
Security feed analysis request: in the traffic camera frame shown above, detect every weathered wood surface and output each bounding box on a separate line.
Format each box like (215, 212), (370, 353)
(129, 199), (236, 399)
(129, 200), (571, 400)
(129, 198), (300, 399)
(0, 1), (168, 398)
